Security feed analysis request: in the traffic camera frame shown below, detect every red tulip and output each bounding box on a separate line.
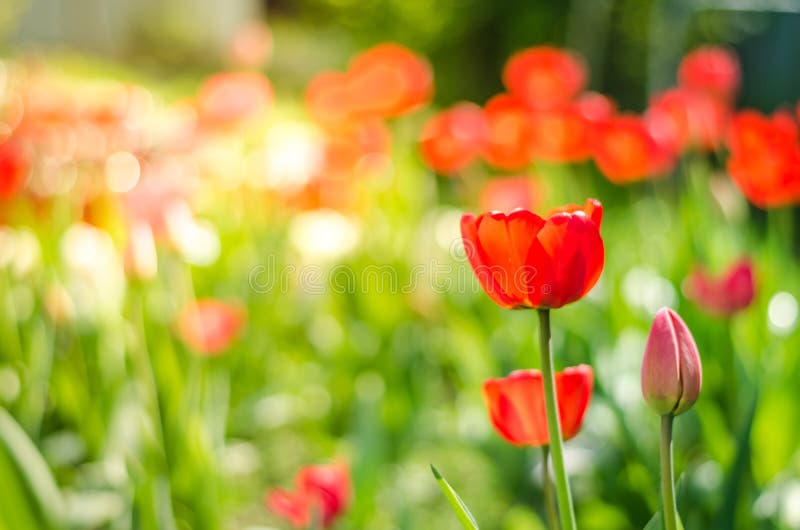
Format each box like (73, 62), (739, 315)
(726, 109), (800, 208)
(529, 103), (592, 162)
(482, 94), (534, 170)
(176, 299), (245, 355)
(576, 92), (616, 124)
(306, 71), (356, 127)
(419, 103), (486, 174)
(460, 198), (604, 309)
(641, 308), (702, 416)
(482, 365), (593, 446)
(0, 139), (29, 199)
(646, 88), (728, 153)
(479, 176), (541, 213)
(503, 46), (587, 110)
(683, 259), (755, 316)
(197, 71), (273, 126)
(591, 114), (675, 183)
(347, 43), (433, 118)
(266, 463), (351, 529)
(678, 46), (740, 101)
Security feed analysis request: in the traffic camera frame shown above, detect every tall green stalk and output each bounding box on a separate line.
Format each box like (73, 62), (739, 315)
(660, 415), (678, 530)
(537, 309), (576, 530)
(541, 446), (560, 530)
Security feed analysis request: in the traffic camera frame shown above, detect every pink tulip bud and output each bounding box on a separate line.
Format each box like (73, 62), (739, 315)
(641, 307), (702, 416)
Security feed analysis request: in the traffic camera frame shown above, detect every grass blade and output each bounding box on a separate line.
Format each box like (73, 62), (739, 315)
(430, 465), (479, 530)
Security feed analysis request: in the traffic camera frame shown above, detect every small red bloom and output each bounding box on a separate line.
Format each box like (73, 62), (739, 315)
(503, 46), (587, 110)
(306, 71), (356, 127)
(646, 88), (728, 153)
(529, 103), (591, 163)
(197, 71), (273, 126)
(479, 176), (541, 213)
(460, 198), (604, 309)
(576, 92), (616, 124)
(482, 94), (534, 170)
(0, 139), (29, 199)
(592, 114), (675, 183)
(482, 365), (593, 446)
(266, 463), (351, 529)
(678, 46), (740, 101)
(683, 259), (755, 317)
(419, 103), (486, 174)
(176, 299), (245, 355)
(726, 109), (800, 208)
(347, 43), (433, 118)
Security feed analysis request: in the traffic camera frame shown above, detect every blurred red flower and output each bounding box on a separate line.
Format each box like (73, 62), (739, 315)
(576, 92), (616, 124)
(460, 198), (604, 309)
(348, 43), (433, 119)
(482, 94), (534, 170)
(482, 365), (593, 446)
(196, 71), (273, 126)
(592, 114), (675, 183)
(266, 462), (351, 529)
(530, 103), (591, 163)
(306, 71), (356, 127)
(419, 103), (486, 174)
(678, 46), (740, 102)
(503, 46), (587, 110)
(176, 299), (245, 355)
(479, 176), (541, 213)
(0, 139), (29, 199)
(726, 109), (800, 208)
(683, 258), (755, 317)
(646, 88), (728, 153)
(227, 21), (273, 69)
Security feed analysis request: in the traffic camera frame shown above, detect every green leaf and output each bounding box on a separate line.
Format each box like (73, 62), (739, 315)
(431, 465), (479, 530)
(0, 407), (65, 527)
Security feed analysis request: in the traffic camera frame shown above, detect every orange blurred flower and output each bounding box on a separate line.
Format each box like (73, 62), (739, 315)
(419, 103), (486, 174)
(196, 71), (273, 127)
(176, 299), (245, 355)
(530, 103), (591, 163)
(503, 46), (587, 111)
(348, 43), (433, 119)
(592, 114), (675, 183)
(482, 94), (534, 170)
(483, 365), (593, 446)
(726, 109), (800, 208)
(678, 46), (740, 102)
(646, 88), (728, 153)
(227, 21), (273, 69)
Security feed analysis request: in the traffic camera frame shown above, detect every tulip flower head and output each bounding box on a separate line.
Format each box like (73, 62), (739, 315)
(419, 103), (486, 174)
(641, 308), (702, 416)
(460, 198), (604, 309)
(725, 109), (800, 208)
(266, 462), (351, 529)
(482, 365), (593, 446)
(683, 259), (755, 317)
(176, 299), (245, 356)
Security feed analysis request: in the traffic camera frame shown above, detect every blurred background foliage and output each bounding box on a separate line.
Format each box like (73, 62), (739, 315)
(0, 1), (798, 530)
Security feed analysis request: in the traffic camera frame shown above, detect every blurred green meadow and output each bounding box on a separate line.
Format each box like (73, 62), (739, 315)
(1, 2), (800, 530)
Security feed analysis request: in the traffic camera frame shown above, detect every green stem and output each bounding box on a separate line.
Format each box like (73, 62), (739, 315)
(537, 309), (576, 530)
(541, 445), (560, 530)
(660, 415), (678, 530)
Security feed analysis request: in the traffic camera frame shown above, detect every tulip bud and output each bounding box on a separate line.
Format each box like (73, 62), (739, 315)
(641, 307), (702, 416)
